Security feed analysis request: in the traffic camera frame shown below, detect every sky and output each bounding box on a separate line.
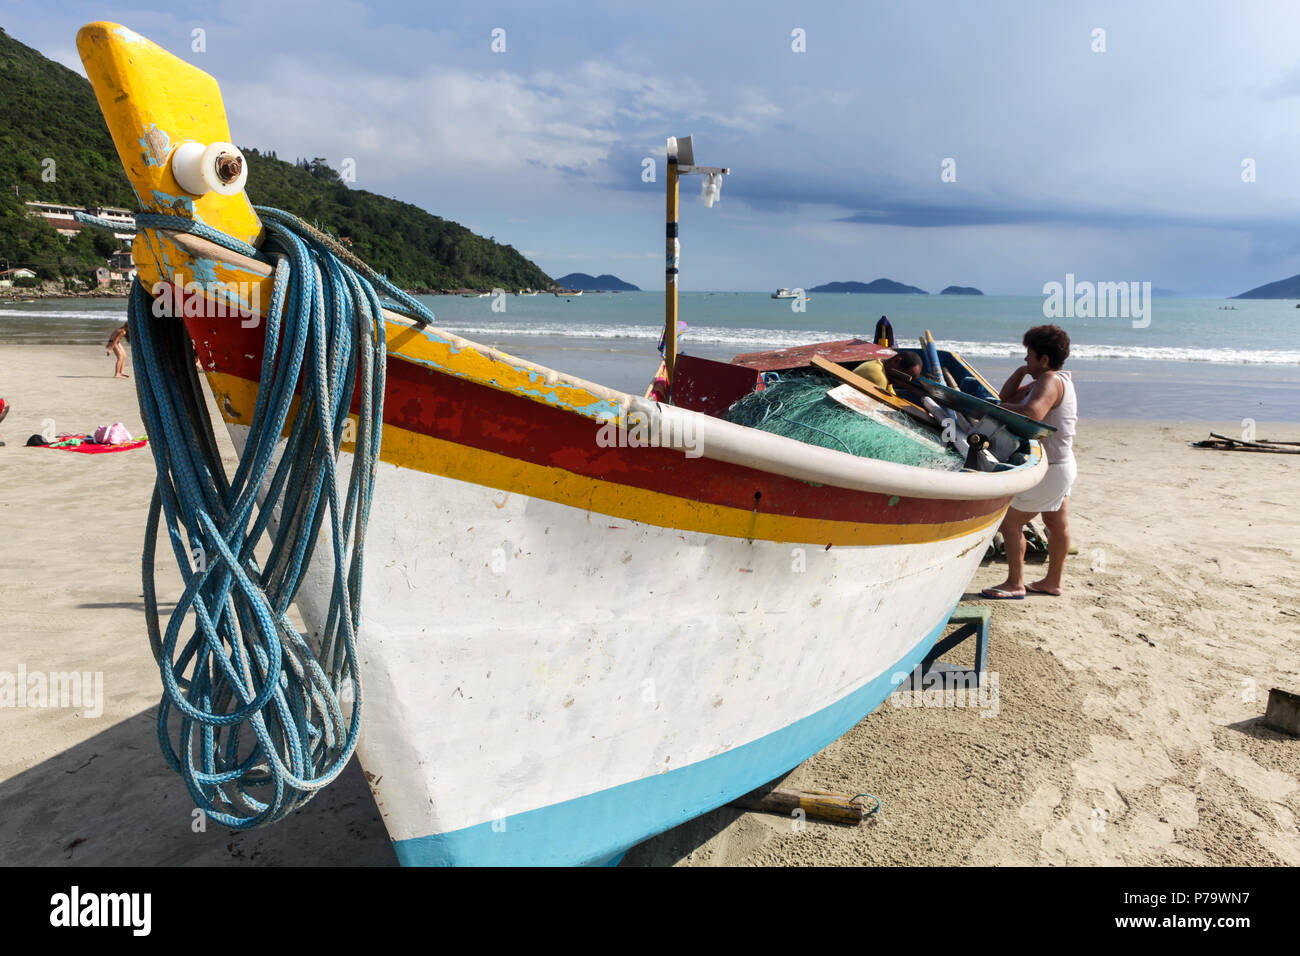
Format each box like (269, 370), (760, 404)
(6, 0), (1300, 296)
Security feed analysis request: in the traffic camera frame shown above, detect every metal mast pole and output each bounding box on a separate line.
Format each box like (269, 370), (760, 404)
(664, 139), (681, 382)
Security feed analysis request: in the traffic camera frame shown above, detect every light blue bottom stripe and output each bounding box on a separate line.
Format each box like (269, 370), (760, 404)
(393, 606), (954, 866)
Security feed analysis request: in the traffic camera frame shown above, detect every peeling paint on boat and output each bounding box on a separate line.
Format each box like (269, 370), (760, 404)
(149, 189), (194, 215)
(189, 257), (219, 285)
(221, 261), (268, 281)
(138, 124), (170, 167)
(111, 24), (145, 44)
(397, 345), (621, 420)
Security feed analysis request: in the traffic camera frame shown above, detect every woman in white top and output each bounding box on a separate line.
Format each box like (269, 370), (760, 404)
(982, 324), (1077, 599)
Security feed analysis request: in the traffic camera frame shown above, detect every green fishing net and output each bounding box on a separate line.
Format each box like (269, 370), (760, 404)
(722, 369), (963, 471)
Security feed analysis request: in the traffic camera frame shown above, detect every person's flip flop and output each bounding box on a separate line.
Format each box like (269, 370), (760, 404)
(1026, 582), (1062, 596)
(980, 587), (1025, 600)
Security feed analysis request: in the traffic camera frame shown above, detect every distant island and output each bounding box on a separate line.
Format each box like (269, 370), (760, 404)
(808, 279), (928, 295)
(554, 273), (640, 292)
(939, 285), (983, 296)
(1231, 274), (1300, 299)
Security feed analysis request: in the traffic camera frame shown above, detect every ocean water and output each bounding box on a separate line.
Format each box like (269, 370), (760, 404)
(3, 292), (1298, 421)
(418, 292), (1300, 366)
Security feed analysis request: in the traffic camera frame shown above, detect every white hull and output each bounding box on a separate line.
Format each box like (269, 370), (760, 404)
(233, 424), (998, 863)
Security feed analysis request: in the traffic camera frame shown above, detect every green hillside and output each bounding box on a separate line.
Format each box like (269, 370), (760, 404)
(241, 151), (551, 291)
(0, 26), (552, 290)
(0, 26), (136, 280)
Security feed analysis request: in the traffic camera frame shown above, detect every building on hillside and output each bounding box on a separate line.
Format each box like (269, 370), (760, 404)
(88, 206), (136, 243)
(24, 201), (86, 237)
(0, 267), (38, 287)
(25, 201), (135, 243)
(92, 266), (111, 288)
(88, 206), (134, 225)
(107, 248), (136, 284)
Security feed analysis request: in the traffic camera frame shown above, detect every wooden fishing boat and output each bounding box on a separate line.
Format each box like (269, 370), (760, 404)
(79, 22), (1047, 866)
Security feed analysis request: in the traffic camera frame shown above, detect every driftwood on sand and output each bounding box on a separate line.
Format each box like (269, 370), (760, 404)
(1190, 432), (1300, 454)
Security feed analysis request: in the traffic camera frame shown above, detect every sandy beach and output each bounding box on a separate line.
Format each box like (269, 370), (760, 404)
(0, 343), (1296, 866)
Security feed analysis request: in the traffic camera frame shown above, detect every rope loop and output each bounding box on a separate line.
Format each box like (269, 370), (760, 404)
(130, 209), (405, 827)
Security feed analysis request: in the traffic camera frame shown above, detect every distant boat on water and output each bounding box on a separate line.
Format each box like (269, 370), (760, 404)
(771, 288), (799, 299)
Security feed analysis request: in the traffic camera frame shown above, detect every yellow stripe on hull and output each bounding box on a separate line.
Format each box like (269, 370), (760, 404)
(208, 371), (1003, 546)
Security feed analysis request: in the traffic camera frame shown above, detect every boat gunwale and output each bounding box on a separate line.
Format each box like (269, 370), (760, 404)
(163, 228), (1049, 503)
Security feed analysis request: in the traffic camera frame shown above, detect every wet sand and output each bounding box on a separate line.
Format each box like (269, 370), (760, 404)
(0, 344), (1296, 866)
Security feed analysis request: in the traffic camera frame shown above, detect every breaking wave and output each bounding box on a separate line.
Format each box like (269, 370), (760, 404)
(4, 306), (1297, 364)
(434, 322), (1300, 365)
(0, 307), (127, 321)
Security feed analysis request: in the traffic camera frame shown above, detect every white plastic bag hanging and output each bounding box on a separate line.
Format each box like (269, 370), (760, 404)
(701, 172), (722, 207)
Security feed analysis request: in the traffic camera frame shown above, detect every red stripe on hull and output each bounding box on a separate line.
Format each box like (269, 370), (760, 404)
(185, 315), (1005, 526)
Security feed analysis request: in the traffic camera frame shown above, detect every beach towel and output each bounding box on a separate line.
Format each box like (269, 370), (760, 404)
(40, 433), (149, 455)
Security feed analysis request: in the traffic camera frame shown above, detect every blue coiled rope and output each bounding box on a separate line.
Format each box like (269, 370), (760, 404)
(118, 206), (435, 827)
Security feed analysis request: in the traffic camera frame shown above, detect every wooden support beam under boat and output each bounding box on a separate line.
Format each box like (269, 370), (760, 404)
(729, 784), (870, 826)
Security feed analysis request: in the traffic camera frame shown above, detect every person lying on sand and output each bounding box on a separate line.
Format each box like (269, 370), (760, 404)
(983, 324), (1077, 599)
(106, 324), (129, 379)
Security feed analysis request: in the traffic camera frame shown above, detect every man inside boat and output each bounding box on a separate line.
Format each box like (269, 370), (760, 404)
(851, 350), (923, 395)
(982, 324), (1077, 599)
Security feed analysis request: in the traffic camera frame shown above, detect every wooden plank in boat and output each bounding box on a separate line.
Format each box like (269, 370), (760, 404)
(810, 355), (929, 419)
(733, 338), (894, 372)
(825, 385), (939, 442)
